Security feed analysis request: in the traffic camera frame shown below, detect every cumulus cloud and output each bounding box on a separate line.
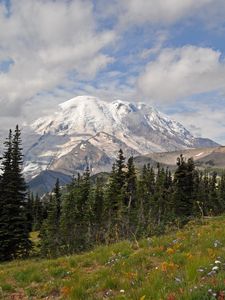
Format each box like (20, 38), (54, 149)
(170, 103), (225, 144)
(138, 46), (225, 103)
(0, 0), (115, 115)
(113, 0), (214, 27)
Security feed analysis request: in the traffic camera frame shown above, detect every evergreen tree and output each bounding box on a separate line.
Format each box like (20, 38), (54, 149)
(89, 178), (105, 244)
(32, 194), (43, 231)
(208, 172), (219, 214)
(60, 168), (92, 254)
(0, 130), (13, 261)
(60, 189), (80, 254)
(173, 155), (195, 220)
(218, 171), (225, 211)
(0, 126), (31, 261)
(27, 192), (34, 232)
(40, 179), (62, 257)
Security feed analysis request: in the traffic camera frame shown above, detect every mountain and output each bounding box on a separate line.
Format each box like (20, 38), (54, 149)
(28, 170), (72, 196)
(134, 146), (225, 171)
(23, 95), (218, 185)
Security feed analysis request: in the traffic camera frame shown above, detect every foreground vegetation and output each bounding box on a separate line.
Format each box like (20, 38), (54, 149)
(1, 216), (225, 299)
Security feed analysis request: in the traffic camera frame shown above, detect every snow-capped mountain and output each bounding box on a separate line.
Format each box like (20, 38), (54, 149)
(23, 95), (218, 181)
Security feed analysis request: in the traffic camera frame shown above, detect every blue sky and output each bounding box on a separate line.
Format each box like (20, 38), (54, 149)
(0, 0), (225, 143)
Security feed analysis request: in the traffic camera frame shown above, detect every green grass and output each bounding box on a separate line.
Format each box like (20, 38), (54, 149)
(1, 217), (225, 299)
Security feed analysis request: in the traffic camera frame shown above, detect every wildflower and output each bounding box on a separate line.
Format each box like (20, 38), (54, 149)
(166, 248), (175, 255)
(212, 266), (219, 271)
(215, 260), (221, 264)
(120, 289), (125, 293)
(207, 271), (216, 276)
(175, 277), (182, 283)
(161, 261), (178, 272)
(104, 289), (112, 296)
(197, 268), (204, 273)
(161, 262), (168, 272)
(186, 252), (193, 259)
(218, 291), (225, 300)
(214, 240), (222, 248)
(167, 293), (176, 300)
(173, 243), (182, 250)
(60, 286), (71, 297)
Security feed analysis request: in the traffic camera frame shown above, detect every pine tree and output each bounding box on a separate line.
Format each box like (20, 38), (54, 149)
(173, 155), (195, 220)
(126, 156), (138, 234)
(33, 194), (43, 231)
(126, 156), (137, 208)
(135, 165), (152, 237)
(40, 179), (62, 257)
(103, 150), (128, 242)
(208, 172), (220, 215)
(60, 189), (80, 254)
(0, 126), (31, 261)
(0, 130), (13, 261)
(115, 149), (126, 189)
(89, 178), (105, 244)
(27, 192), (34, 232)
(60, 168), (92, 254)
(218, 171), (225, 211)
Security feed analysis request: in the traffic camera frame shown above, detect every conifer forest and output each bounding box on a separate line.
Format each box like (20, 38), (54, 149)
(1, 128), (225, 261)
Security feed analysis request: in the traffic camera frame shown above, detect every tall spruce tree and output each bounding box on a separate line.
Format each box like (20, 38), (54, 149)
(0, 130), (13, 261)
(173, 155), (195, 220)
(0, 126), (31, 261)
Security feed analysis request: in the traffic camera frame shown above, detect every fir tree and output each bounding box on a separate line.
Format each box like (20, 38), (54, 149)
(0, 126), (31, 261)
(218, 171), (225, 211)
(60, 189), (80, 254)
(0, 130), (13, 261)
(208, 172), (219, 214)
(173, 155), (195, 220)
(40, 179), (62, 257)
(32, 194), (43, 231)
(89, 178), (105, 244)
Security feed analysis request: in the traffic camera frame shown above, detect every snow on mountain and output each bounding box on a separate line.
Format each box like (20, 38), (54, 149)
(24, 95), (218, 180)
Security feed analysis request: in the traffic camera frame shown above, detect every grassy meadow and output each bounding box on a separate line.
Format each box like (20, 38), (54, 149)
(1, 217), (225, 299)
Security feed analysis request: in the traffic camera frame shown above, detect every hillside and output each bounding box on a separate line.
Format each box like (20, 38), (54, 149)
(134, 146), (225, 171)
(1, 217), (225, 299)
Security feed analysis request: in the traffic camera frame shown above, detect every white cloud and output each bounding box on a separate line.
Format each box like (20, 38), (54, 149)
(170, 104), (225, 144)
(138, 46), (225, 103)
(114, 0), (214, 27)
(0, 0), (115, 116)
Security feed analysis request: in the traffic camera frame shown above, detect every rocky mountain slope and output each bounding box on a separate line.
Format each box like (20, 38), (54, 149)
(134, 146), (225, 171)
(22, 95), (218, 182)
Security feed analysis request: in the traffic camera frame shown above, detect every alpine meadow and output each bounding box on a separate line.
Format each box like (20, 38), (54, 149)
(1, 1), (225, 299)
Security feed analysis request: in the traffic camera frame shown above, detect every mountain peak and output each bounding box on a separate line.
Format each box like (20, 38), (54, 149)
(25, 95), (219, 181)
(59, 95), (101, 111)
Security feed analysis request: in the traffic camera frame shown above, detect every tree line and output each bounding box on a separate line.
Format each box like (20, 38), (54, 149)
(1, 128), (225, 261)
(39, 150), (225, 257)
